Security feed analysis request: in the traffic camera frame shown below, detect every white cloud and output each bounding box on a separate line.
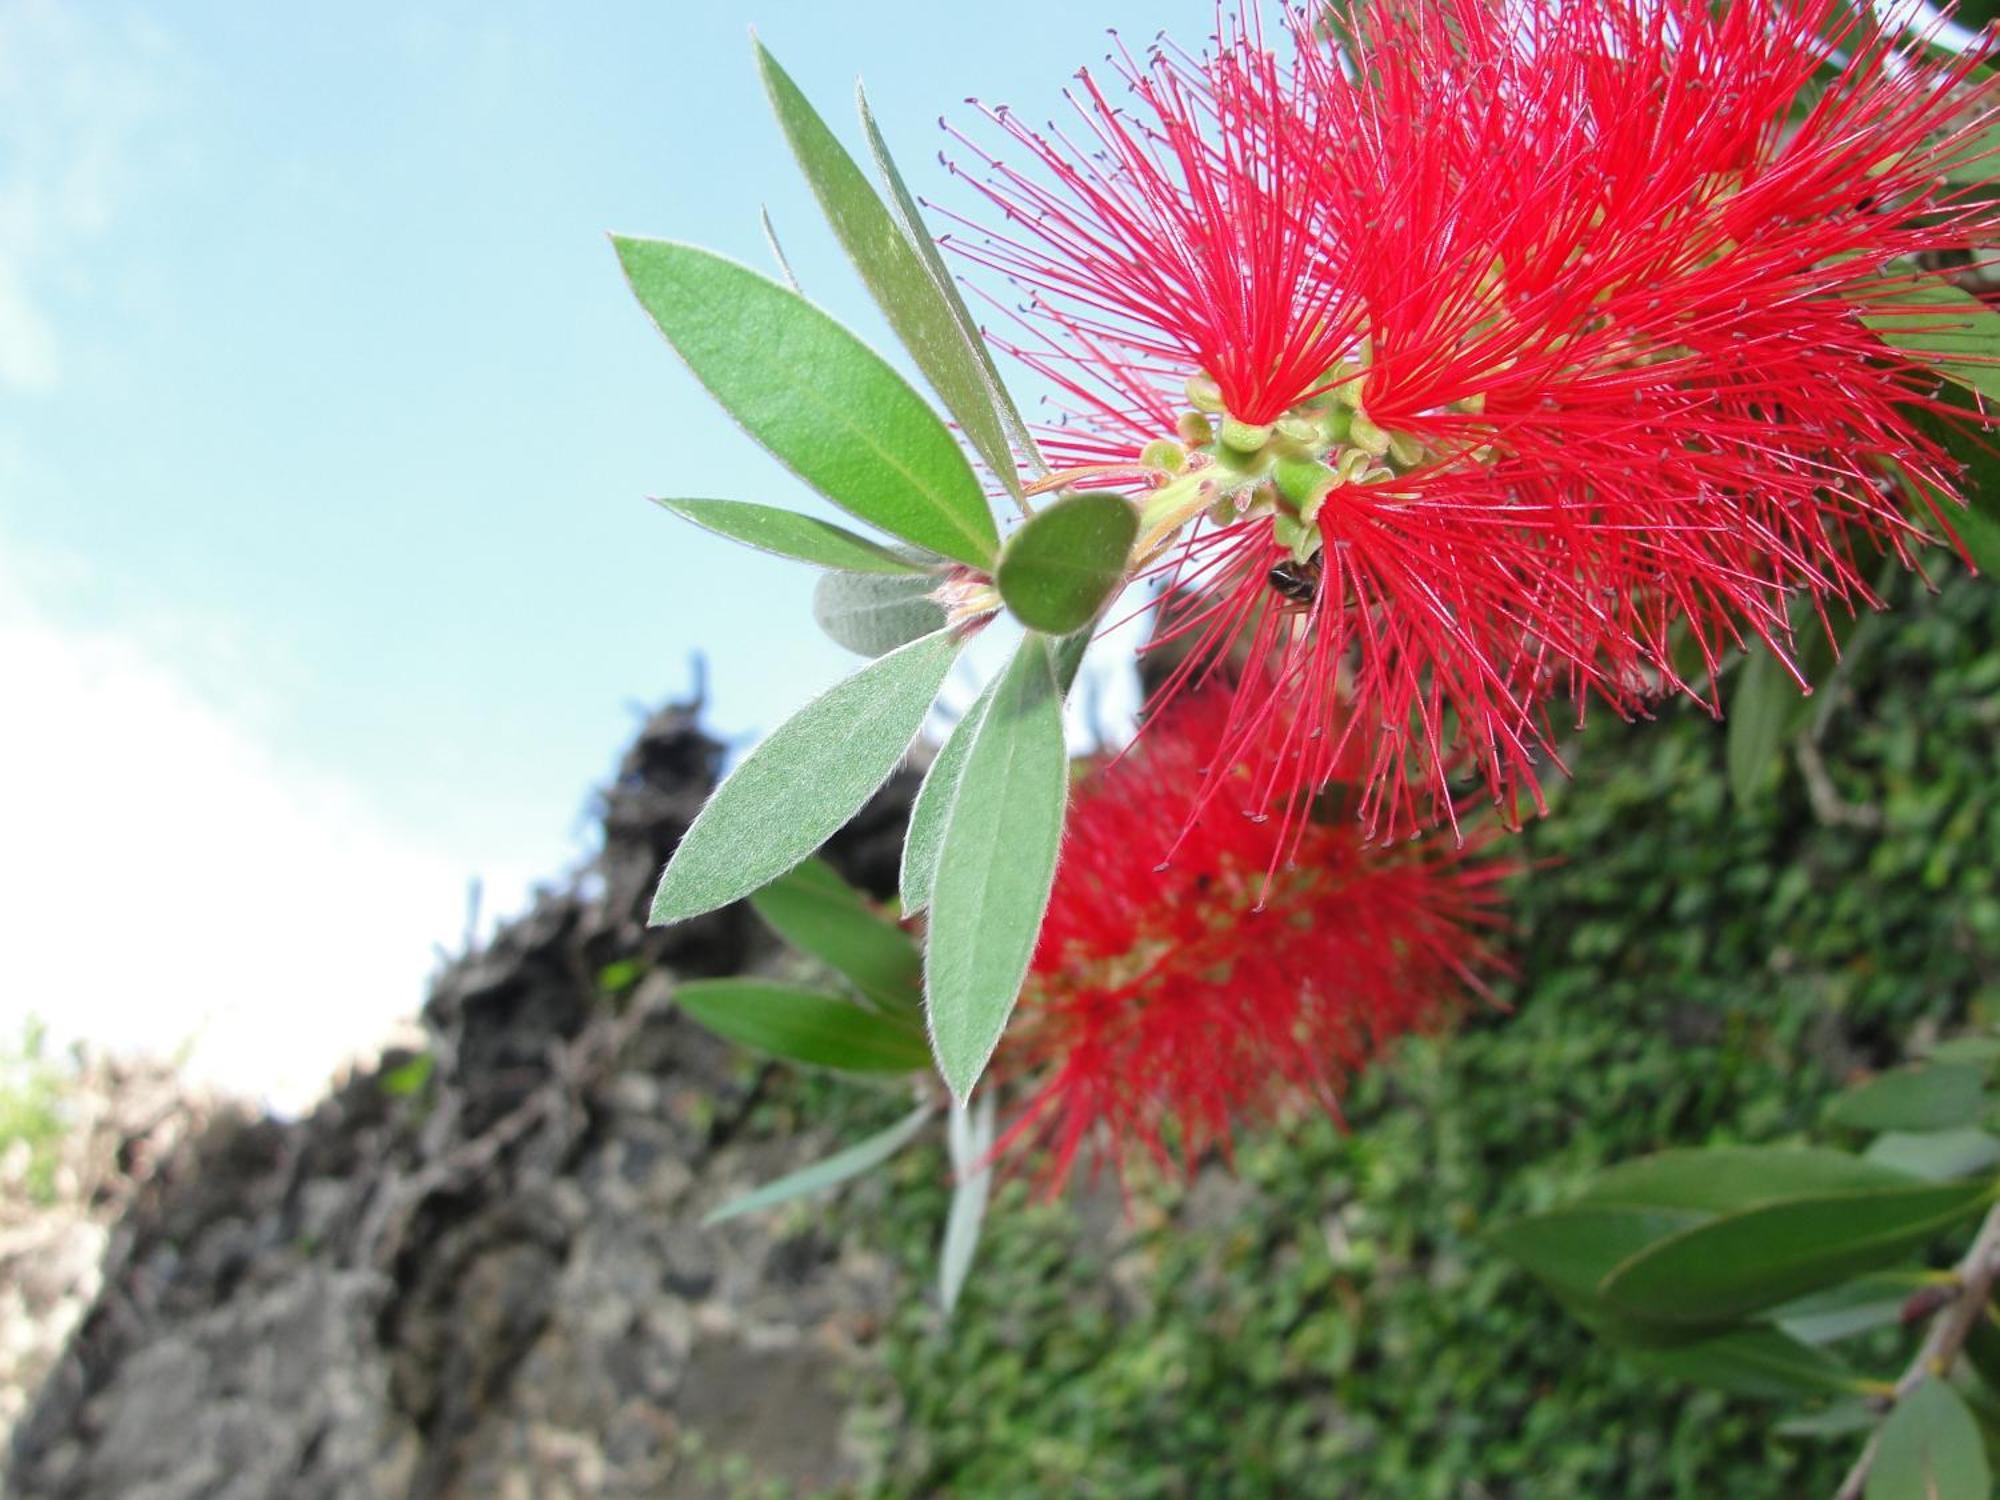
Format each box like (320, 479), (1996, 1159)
(0, 550), (519, 1113)
(0, 0), (181, 394)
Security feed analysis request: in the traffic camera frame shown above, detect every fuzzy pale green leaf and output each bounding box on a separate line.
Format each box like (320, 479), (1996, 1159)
(613, 236), (997, 567)
(757, 44), (1024, 502)
(899, 682), (996, 918)
(858, 84), (1043, 479)
(939, 1093), (996, 1316)
(812, 569), (949, 657)
(650, 629), (960, 924)
(655, 498), (921, 574)
(924, 635), (1069, 1100)
(704, 1101), (933, 1225)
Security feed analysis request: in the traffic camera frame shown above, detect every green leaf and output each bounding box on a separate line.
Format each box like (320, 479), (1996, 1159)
(1577, 1147), (1918, 1215)
(858, 84), (1044, 480)
(1946, 499), (2000, 579)
(899, 681), (997, 917)
(995, 490), (1138, 635)
(1776, 1400), (1884, 1440)
(704, 1101), (933, 1225)
(674, 978), (929, 1072)
(1931, 1036), (2000, 1068)
(1487, 1205), (1707, 1346)
(939, 1093), (996, 1316)
(1598, 1179), (1995, 1326)
(655, 497), (921, 574)
(613, 236), (998, 567)
(1727, 640), (1802, 808)
(1863, 276), (2000, 405)
(750, 857), (922, 1020)
(1051, 624), (1093, 695)
(1867, 1380), (1991, 1500)
(1828, 1064), (1987, 1134)
(813, 569), (949, 657)
(1773, 1272), (1934, 1344)
(758, 205), (800, 291)
(1867, 1130), (2000, 1183)
(379, 1052), (435, 1099)
(757, 44), (1025, 503)
(1634, 1327), (1866, 1400)
(925, 635), (1070, 1100)
(651, 629), (961, 924)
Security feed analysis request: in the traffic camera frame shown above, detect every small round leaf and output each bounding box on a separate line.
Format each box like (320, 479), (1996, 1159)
(995, 490), (1137, 635)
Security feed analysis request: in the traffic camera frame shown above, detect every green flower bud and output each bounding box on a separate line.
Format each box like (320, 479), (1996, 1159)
(1348, 413), (1392, 458)
(1184, 372), (1225, 413)
(1219, 415), (1273, 454)
(1141, 438), (1188, 473)
(1177, 410), (1215, 446)
(1386, 430), (1426, 468)
(1273, 455), (1337, 509)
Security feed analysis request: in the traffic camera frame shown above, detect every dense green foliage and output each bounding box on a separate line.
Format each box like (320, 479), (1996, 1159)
(829, 566), (2000, 1498)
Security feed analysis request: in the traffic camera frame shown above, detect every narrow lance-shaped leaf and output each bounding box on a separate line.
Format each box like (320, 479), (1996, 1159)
(757, 43), (1026, 503)
(813, 569), (948, 657)
(1827, 1062), (1986, 1133)
(900, 678), (998, 917)
(674, 978), (930, 1073)
(1633, 1327), (1867, 1401)
(704, 1101), (934, 1225)
(652, 628), (961, 924)
(1727, 639), (1801, 809)
(925, 635), (1069, 1100)
(1487, 1204), (1706, 1347)
(1597, 1178), (1995, 1326)
(939, 1092), (996, 1316)
(996, 489), (1138, 635)
(1865, 1129), (2000, 1183)
(613, 236), (998, 567)
(759, 205), (801, 291)
(1776, 1400), (1881, 1441)
(1575, 1147), (1919, 1215)
(1773, 1272), (1938, 1345)
(655, 498), (923, 574)
(904, 617), (1093, 918)
(750, 857), (923, 1020)
(859, 83), (1045, 477)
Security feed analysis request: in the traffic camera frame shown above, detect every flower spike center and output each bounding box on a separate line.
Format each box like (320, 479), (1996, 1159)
(1131, 362), (1487, 567)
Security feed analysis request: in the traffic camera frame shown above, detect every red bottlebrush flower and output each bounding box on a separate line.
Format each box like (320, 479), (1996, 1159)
(992, 691), (1510, 1186)
(952, 0), (2000, 838)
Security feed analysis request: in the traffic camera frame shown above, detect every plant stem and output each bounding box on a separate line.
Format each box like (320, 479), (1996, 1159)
(1833, 1197), (2000, 1500)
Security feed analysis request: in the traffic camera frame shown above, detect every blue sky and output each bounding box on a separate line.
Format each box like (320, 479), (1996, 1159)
(0, 0), (1179, 1098)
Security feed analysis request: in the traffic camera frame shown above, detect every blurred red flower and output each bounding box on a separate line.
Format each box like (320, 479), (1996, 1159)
(993, 691), (1510, 1185)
